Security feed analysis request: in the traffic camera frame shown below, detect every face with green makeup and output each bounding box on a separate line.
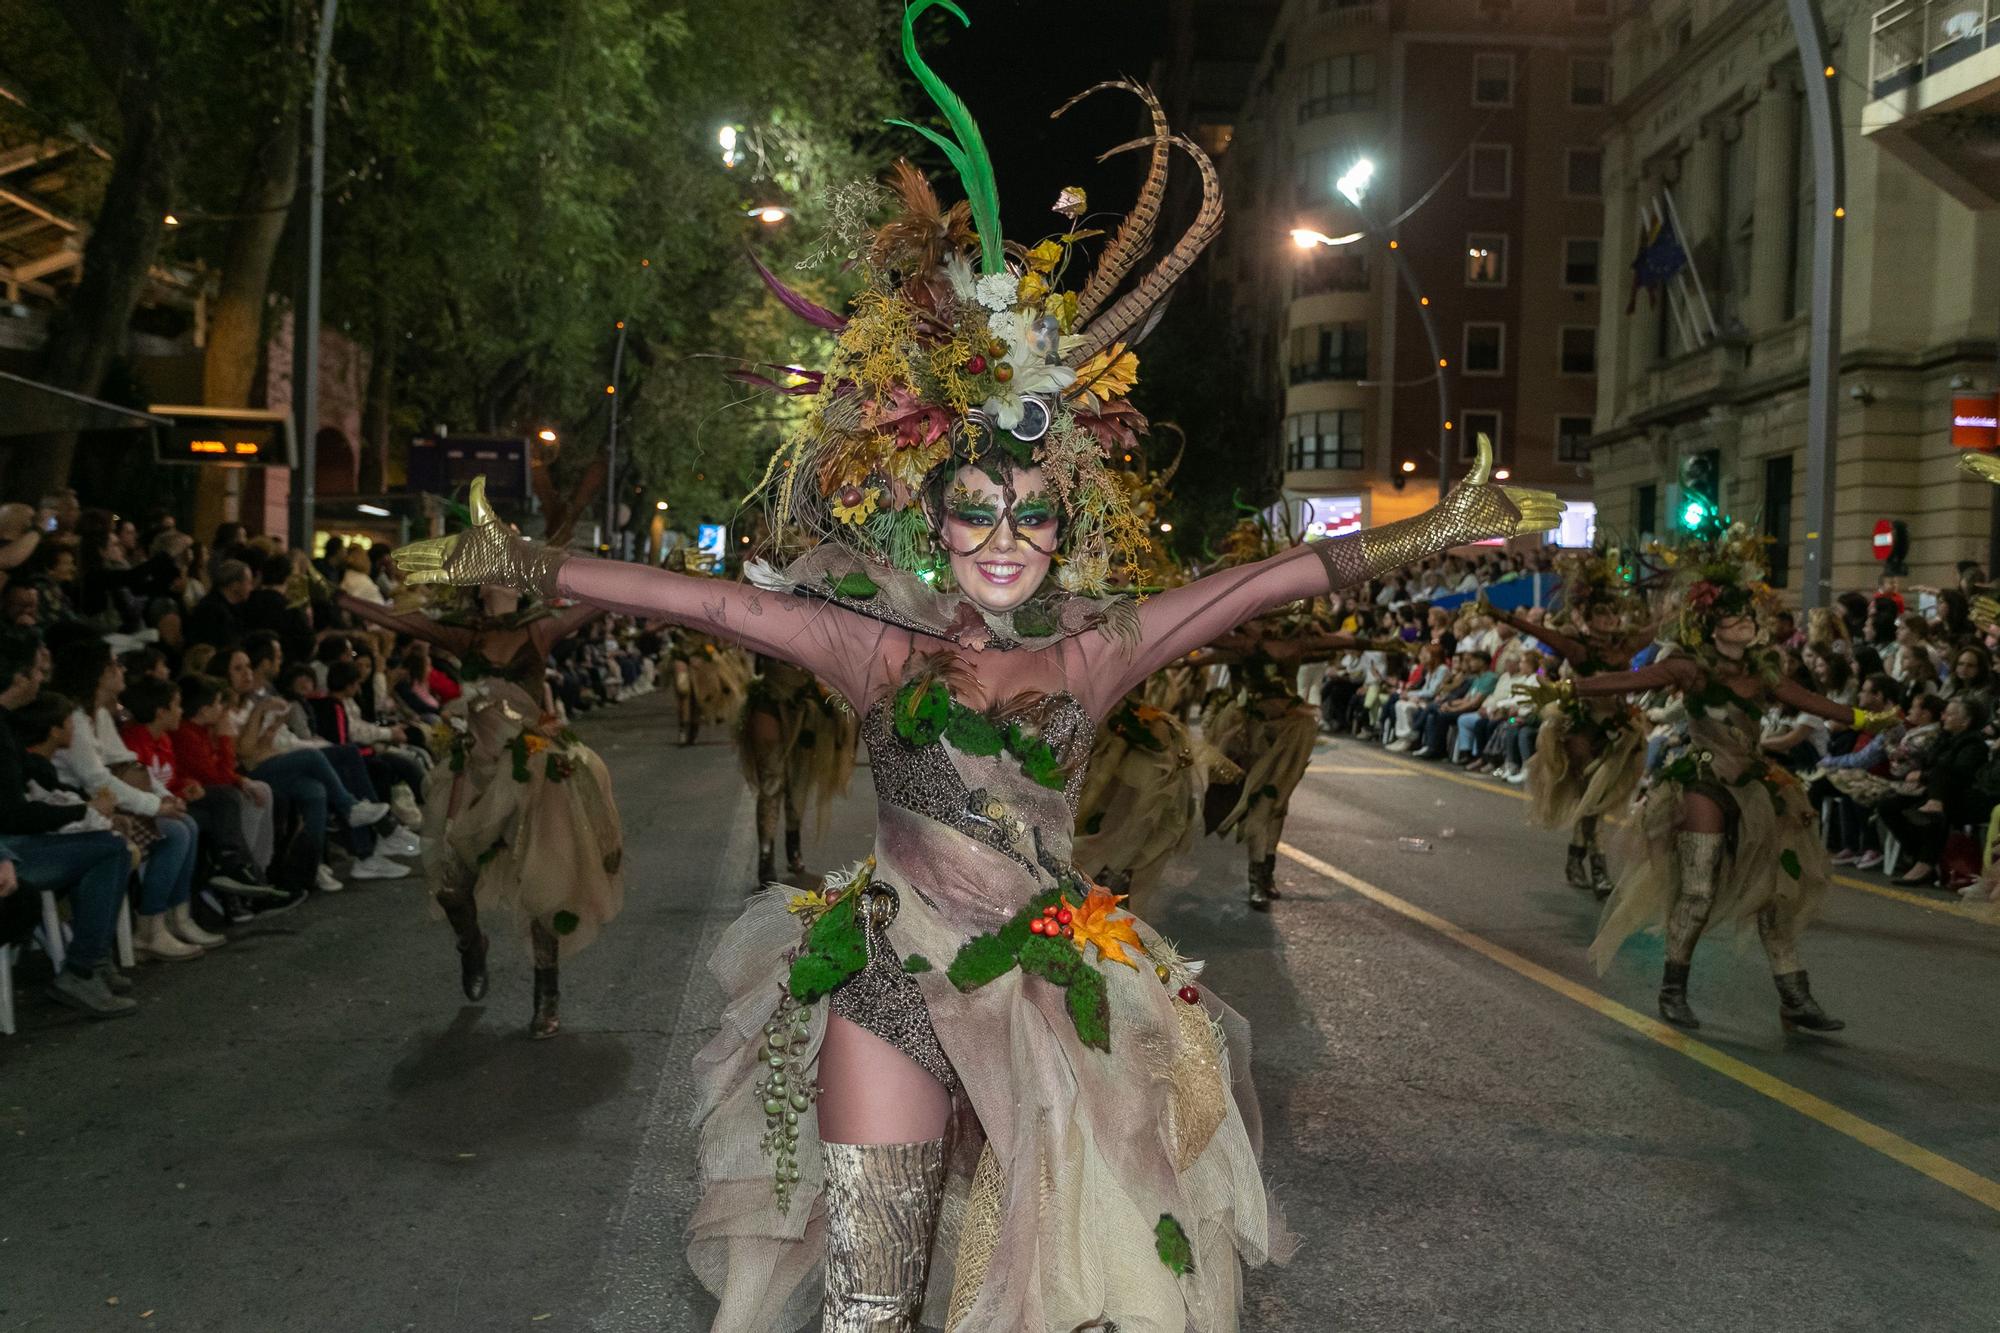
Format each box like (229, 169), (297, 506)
(940, 463), (1057, 614)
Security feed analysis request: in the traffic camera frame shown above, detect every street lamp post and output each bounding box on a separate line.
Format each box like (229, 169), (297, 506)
(1294, 156), (1455, 502)
(604, 321), (628, 557)
(1787, 0), (1844, 611)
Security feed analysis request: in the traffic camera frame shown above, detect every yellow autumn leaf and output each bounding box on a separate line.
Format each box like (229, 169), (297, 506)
(1025, 238), (1065, 273)
(1069, 343), (1139, 401)
(1066, 885), (1144, 969)
(787, 888), (831, 918)
(1015, 270), (1051, 306)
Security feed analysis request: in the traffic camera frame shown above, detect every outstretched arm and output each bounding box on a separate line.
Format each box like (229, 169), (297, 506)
(531, 602), (607, 655)
(1070, 437), (1562, 712)
(1569, 658), (1697, 700)
(1773, 677), (1876, 728)
(336, 592), (477, 657)
(392, 481), (889, 707)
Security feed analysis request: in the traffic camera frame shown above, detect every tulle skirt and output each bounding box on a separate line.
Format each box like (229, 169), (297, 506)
(687, 811), (1291, 1332)
(420, 681), (625, 957)
(1074, 710), (1239, 904)
(1591, 724), (1827, 972)
(1526, 702), (1646, 831)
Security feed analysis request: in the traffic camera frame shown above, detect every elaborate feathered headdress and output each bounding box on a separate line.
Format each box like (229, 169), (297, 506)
(737, 0), (1221, 616)
(1653, 526), (1777, 651)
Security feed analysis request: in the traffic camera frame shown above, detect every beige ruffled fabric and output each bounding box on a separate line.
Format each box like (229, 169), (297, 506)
(736, 666), (860, 838)
(1204, 694), (1319, 864)
(1526, 703), (1647, 831)
(1591, 709), (1827, 973)
(419, 678), (624, 958)
(687, 696), (1290, 1333)
(1073, 696), (1239, 905)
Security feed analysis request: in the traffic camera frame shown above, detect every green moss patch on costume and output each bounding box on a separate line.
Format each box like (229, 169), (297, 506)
(893, 678), (1069, 791)
(787, 885), (869, 1004)
(1155, 1214), (1194, 1276)
(945, 884), (1111, 1051)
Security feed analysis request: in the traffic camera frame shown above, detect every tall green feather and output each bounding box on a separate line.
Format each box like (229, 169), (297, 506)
(887, 0), (1005, 274)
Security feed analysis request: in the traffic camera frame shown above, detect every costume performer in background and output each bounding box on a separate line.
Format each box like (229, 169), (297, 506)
(338, 585), (624, 1039)
(398, 15), (1560, 1325)
(1541, 534), (1893, 1032)
(739, 654), (859, 884)
(672, 627), (746, 747)
(1073, 686), (1238, 908)
(1479, 552), (1654, 897)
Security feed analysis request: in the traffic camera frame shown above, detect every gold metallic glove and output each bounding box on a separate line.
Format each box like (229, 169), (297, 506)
(1854, 706), (1902, 733)
(1518, 676), (1576, 713)
(1348, 434), (1564, 583)
(1959, 452), (2000, 487)
(392, 476), (569, 598)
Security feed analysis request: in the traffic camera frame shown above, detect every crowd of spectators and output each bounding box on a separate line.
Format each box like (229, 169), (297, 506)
(1306, 552), (2000, 900)
(0, 494), (661, 1029)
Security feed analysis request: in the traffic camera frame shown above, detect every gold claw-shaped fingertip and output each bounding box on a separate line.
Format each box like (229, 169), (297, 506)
(1466, 432), (1494, 487)
(1959, 452), (2000, 486)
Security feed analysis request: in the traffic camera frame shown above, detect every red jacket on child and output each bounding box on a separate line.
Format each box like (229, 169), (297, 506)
(171, 721), (243, 790)
(118, 723), (196, 799)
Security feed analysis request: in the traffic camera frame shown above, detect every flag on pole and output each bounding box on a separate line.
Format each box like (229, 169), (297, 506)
(1626, 211), (1688, 314)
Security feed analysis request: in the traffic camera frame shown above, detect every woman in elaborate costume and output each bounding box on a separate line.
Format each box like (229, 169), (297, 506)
(740, 654), (860, 884)
(337, 585), (623, 1038)
(1479, 551), (1654, 897)
(397, 14), (1558, 1325)
(1541, 535), (1893, 1032)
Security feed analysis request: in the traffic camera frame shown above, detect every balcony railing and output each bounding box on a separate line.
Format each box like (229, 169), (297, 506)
(1870, 0), (2000, 99)
(1289, 357), (1369, 385)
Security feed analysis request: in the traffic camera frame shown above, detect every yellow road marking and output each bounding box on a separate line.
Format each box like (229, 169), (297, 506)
(1306, 764), (1416, 776)
(1337, 744), (1999, 926)
(1277, 842), (2000, 1216)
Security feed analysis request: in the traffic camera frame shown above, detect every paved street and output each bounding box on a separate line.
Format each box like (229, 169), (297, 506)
(5, 693), (1998, 1332)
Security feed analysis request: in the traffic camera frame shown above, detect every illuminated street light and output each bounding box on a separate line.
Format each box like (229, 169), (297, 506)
(1400, 460), (1418, 474)
(1336, 157), (1375, 207)
(1159, 522), (1174, 533)
(655, 500), (669, 511)
(536, 428), (558, 443)
(357, 504), (390, 517)
(719, 125), (743, 169)
(1494, 468), (1512, 481)
(1290, 227), (1365, 248)
(162, 213), (180, 227)
(747, 205), (793, 224)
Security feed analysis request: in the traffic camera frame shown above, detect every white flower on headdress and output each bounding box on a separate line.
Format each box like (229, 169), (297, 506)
(974, 272), (1019, 312)
(983, 309), (1077, 429)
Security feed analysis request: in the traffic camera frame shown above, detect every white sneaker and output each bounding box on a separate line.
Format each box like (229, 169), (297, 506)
(316, 864), (345, 893)
(346, 799), (391, 828)
(169, 903), (228, 949)
(1505, 769), (1528, 785)
(1386, 739), (1414, 752)
(381, 828), (423, 858)
(390, 784), (423, 828)
(352, 853), (410, 880)
(134, 913), (205, 961)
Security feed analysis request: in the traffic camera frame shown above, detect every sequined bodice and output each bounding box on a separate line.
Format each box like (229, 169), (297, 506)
(859, 690), (1095, 882)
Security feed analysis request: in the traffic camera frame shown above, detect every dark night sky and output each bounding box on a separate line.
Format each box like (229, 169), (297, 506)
(918, 1), (1176, 246)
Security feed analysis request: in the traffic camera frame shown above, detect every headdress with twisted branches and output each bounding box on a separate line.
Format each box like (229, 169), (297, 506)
(733, 0), (1221, 598)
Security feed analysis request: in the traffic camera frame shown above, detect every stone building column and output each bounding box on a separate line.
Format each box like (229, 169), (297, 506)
(1747, 78), (1800, 334)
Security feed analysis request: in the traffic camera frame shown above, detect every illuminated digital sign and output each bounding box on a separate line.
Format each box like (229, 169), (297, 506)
(151, 406), (295, 468)
(405, 435), (532, 505)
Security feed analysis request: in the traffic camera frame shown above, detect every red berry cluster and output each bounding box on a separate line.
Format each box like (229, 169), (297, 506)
(1029, 903), (1075, 939)
(1177, 985), (1201, 1005)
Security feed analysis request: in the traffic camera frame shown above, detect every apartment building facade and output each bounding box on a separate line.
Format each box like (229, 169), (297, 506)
(1204, 0), (1612, 541)
(1591, 0), (2000, 593)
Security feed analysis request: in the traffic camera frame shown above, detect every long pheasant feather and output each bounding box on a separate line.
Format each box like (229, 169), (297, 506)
(887, 0), (1004, 274)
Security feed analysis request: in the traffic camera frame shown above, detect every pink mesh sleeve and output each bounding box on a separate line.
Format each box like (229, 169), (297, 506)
(555, 559), (888, 707)
(1065, 540), (1359, 716)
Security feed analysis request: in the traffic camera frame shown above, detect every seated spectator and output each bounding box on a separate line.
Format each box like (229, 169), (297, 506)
(172, 675), (279, 884)
(1939, 643), (1995, 710)
(394, 644), (443, 725)
(119, 646), (171, 682)
(1879, 695), (1994, 887)
(1811, 673), (1906, 867)
(0, 630), (136, 1016)
(311, 662), (427, 845)
(239, 551), (315, 663)
(1417, 648), (1494, 762)
(185, 558), (253, 650)
(117, 676), (267, 898)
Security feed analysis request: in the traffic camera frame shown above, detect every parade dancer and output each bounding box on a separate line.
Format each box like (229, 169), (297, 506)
(337, 585), (624, 1038)
(1541, 535), (1894, 1032)
(739, 654), (859, 885)
(397, 21), (1559, 1325)
(1479, 553), (1655, 897)
(1072, 683), (1237, 907)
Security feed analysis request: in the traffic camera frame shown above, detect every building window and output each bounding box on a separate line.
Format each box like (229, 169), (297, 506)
(1466, 233), (1508, 286)
(1557, 414), (1594, 463)
(1463, 323), (1506, 376)
(1294, 147), (1334, 203)
(1636, 483), (1657, 541)
(1286, 410), (1367, 471)
(1569, 56), (1609, 107)
(1293, 248), (1370, 298)
(1460, 411), (1502, 462)
(1559, 326), (1597, 375)
(1763, 454), (1794, 587)
(1473, 52), (1515, 107)
(1563, 237), (1600, 288)
(1468, 144), (1512, 198)
(1565, 147), (1604, 198)
(1289, 321), (1370, 382)
(1299, 52), (1378, 121)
